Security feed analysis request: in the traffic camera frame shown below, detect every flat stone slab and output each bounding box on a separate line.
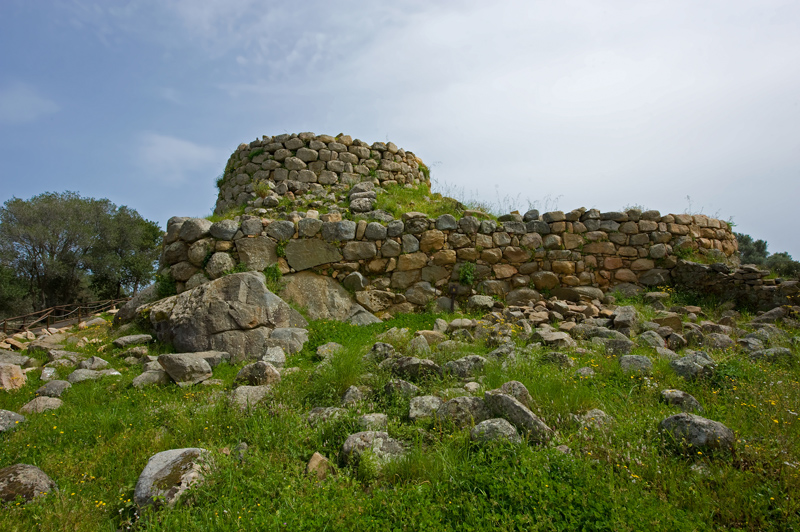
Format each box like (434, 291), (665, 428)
(113, 334), (153, 348)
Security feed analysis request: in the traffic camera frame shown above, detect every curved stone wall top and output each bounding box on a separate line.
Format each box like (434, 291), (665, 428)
(215, 132), (428, 216)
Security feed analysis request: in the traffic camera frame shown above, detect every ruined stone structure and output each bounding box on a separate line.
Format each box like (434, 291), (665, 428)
(151, 132), (783, 314)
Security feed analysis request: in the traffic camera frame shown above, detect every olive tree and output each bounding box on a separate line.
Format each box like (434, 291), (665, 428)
(0, 191), (161, 310)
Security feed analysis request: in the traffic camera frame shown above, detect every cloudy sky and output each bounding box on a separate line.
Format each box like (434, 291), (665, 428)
(1, 0), (798, 257)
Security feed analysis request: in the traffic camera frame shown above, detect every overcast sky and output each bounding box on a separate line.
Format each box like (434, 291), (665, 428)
(1, 0), (798, 257)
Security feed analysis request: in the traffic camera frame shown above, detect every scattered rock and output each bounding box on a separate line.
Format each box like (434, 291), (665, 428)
(229, 385), (272, 410)
(749, 347), (794, 364)
(132, 370), (172, 389)
(77, 356), (109, 370)
(470, 418), (522, 444)
(409, 396), (444, 421)
(234, 361), (281, 386)
(659, 413), (734, 453)
(0, 464), (57, 503)
(0, 410), (25, 433)
(391, 357), (442, 381)
(436, 396), (491, 428)
(67, 368), (121, 384)
(660, 389), (703, 412)
(619, 355), (653, 375)
(306, 452), (333, 480)
(113, 334), (153, 348)
(540, 351), (575, 368)
(484, 390), (552, 443)
(340, 432), (405, 468)
(158, 354), (213, 387)
(133, 448), (210, 509)
(307, 407), (345, 427)
(358, 413), (388, 431)
(384, 379), (421, 399)
(443, 355), (486, 378)
(0, 363), (26, 390)
(19, 396), (63, 414)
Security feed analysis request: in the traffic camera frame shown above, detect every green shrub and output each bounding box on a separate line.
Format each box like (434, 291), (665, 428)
(263, 264), (283, 292)
(154, 273), (177, 297)
(458, 262), (476, 286)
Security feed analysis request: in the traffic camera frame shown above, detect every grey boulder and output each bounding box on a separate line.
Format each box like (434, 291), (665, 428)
(0, 464), (57, 503)
(659, 413), (734, 452)
(133, 448), (210, 509)
(470, 418), (522, 444)
(158, 354), (213, 386)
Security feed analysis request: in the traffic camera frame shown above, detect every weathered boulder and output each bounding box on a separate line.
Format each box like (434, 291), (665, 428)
(132, 370), (172, 389)
(234, 361), (281, 386)
(307, 407), (345, 427)
(19, 396), (63, 414)
(158, 354), (213, 386)
(384, 379), (421, 399)
(436, 396), (491, 428)
(535, 330), (577, 348)
(409, 395), (444, 421)
(470, 418), (522, 444)
(77, 356), (109, 370)
(358, 413), (388, 431)
(150, 272), (307, 362)
(670, 351), (716, 380)
(391, 357), (442, 381)
(113, 334), (153, 348)
(340, 431), (404, 467)
(484, 390), (552, 443)
(281, 272), (357, 322)
(114, 284), (159, 325)
(229, 385), (272, 410)
(0, 409), (25, 433)
(443, 355), (486, 378)
(0, 363), (26, 390)
(500, 381), (533, 409)
(659, 413), (734, 452)
(619, 355), (653, 375)
(133, 448), (210, 509)
(67, 368), (121, 384)
(748, 347), (794, 364)
(660, 389), (703, 412)
(0, 464), (57, 503)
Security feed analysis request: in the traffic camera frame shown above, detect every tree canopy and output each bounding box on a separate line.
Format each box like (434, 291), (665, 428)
(735, 232), (800, 279)
(0, 191), (161, 314)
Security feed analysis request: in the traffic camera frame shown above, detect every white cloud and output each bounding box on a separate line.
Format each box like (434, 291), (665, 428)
(0, 83), (59, 125)
(136, 132), (223, 186)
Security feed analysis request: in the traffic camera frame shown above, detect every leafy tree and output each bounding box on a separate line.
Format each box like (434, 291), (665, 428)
(0, 191), (162, 310)
(735, 232), (800, 279)
(87, 207), (162, 299)
(735, 232), (768, 265)
(766, 252), (800, 279)
(0, 264), (31, 318)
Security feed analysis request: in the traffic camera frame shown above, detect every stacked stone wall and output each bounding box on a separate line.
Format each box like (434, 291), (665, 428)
(161, 208), (739, 315)
(672, 261), (799, 310)
(215, 132), (429, 216)
(157, 131), (757, 315)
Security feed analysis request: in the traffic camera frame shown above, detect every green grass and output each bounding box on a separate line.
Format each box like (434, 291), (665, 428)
(2, 302), (799, 531)
(374, 183), (468, 220)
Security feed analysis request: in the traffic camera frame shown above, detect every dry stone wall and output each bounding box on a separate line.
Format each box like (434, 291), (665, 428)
(215, 132), (429, 216)
(158, 132), (749, 315)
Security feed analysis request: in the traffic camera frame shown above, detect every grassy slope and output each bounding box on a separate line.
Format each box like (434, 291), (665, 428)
(1, 300), (799, 531)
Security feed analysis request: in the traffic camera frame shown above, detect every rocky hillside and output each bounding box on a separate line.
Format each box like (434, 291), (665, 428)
(1, 271), (798, 531)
